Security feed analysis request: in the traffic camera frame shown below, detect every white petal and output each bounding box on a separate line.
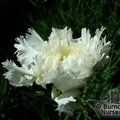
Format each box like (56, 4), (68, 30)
(14, 36), (38, 65)
(2, 60), (34, 87)
(52, 64), (88, 92)
(55, 96), (76, 106)
(49, 26), (73, 42)
(25, 28), (44, 50)
(36, 78), (46, 88)
(54, 90), (79, 115)
(95, 26), (106, 40)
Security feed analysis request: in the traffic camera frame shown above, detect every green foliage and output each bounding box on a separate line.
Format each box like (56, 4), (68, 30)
(0, 0), (120, 120)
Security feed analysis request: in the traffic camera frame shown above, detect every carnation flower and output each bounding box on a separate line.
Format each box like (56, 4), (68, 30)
(2, 26), (110, 114)
(38, 27), (110, 92)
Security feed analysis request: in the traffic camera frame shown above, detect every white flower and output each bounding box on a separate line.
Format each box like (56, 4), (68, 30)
(2, 26), (110, 90)
(48, 27), (110, 114)
(2, 26), (110, 114)
(53, 90), (79, 115)
(55, 96), (76, 115)
(46, 27), (110, 92)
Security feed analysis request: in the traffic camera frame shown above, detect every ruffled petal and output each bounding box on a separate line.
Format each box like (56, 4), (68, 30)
(2, 60), (34, 86)
(25, 28), (44, 50)
(54, 90), (79, 115)
(14, 36), (38, 65)
(49, 27), (73, 42)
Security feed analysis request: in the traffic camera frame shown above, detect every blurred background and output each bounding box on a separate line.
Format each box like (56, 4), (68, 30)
(0, 0), (120, 120)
